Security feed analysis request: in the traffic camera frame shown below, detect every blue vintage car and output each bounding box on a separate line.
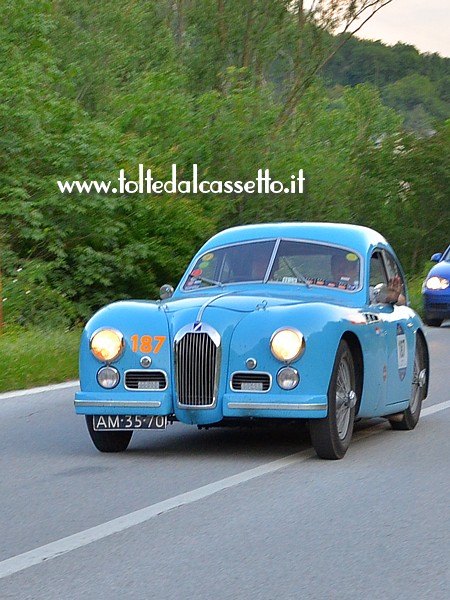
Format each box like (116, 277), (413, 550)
(422, 245), (450, 327)
(75, 223), (429, 459)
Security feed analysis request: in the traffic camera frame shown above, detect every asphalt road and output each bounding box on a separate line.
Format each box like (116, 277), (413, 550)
(1, 324), (449, 600)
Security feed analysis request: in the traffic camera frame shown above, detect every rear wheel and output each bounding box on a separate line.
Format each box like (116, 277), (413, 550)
(389, 335), (427, 431)
(85, 416), (133, 452)
(309, 340), (357, 460)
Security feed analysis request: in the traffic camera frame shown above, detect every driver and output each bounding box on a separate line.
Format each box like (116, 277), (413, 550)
(331, 253), (360, 288)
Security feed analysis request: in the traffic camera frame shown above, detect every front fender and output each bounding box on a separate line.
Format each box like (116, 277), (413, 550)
(75, 300), (174, 415)
(224, 303), (350, 417)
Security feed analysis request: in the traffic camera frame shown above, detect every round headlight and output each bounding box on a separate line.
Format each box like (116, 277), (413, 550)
(425, 276), (449, 290)
(97, 366), (120, 389)
(90, 328), (124, 362)
(277, 367), (299, 390)
(270, 328), (305, 362)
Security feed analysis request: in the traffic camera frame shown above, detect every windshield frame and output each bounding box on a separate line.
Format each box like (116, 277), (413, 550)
(181, 237), (364, 293)
(442, 245), (450, 262)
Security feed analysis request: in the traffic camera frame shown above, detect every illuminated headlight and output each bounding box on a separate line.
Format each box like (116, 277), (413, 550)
(90, 328), (124, 362)
(270, 328), (305, 362)
(425, 276), (449, 290)
(97, 366), (120, 389)
(277, 367), (299, 390)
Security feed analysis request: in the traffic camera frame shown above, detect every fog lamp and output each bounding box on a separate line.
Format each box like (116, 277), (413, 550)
(277, 367), (299, 390)
(97, 366), (120, 389)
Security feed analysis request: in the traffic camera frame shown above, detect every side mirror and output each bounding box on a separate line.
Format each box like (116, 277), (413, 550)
(159, 284), (174, 300)
(431, 253), (442, 262)
(372, 283), (393, 305)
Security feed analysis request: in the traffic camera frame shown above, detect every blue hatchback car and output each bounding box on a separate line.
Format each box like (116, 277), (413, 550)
(75, 223), (429, 459)
(422, 245), (450, 327)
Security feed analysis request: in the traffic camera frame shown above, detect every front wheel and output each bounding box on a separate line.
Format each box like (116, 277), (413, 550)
(424, 315), (442, 327)
(85, 416), (133, 452)
(389, 335), (427, 431)
(309, 340), (357, 460)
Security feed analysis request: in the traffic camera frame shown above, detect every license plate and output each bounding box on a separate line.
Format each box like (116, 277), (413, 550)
(93, 415), (167, 431)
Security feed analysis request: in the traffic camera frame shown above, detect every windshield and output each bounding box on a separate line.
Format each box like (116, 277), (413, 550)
(183, 239), (361, 292)
(442, 245), (450, 262)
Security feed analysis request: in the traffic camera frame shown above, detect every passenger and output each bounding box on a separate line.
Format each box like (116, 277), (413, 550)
(331, 253), (405, 304)
(378, 275), (406, 305)
(251, 255), (269, 280)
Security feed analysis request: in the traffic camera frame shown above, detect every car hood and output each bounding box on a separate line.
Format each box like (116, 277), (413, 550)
(162, 292), (300, 340)
(164, 291), (301, 315)
(161, 289), (349, 342)
(427, 261), (450, 280)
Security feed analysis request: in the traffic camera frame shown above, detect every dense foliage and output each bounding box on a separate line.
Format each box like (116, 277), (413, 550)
(324, 37), (450, 131)
(1, 0), (449, 328)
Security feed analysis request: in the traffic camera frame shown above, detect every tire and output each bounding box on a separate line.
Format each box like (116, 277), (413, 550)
(423, 315), (442, 327)
(309, 340), (357, 460)
(389, 335), (427, 431)
(85, 416), (133, 452)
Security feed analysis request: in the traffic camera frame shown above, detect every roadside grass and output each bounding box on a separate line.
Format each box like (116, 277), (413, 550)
(408, 267), (429, 318)
(408, 278), (424, 316)
(0, 328), (81, 393)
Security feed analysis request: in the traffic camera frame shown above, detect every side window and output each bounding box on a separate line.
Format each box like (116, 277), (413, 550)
(369, 251), (388, 288)
(383, 251), (402, 280)
(369, 251), (388, 305)
(369, 249), (407, 305)
(383, 250), (407, 304)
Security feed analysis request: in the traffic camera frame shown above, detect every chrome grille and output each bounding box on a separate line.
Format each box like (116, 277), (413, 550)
(231, 372), (271, 392)
(175, 330), (220, 407)
(124, 370), (167, 390)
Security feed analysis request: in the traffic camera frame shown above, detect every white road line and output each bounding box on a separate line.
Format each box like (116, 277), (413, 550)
(0, 450), (314, 580)
(421, 400), (450, 416)
(0, 399), (449, 580)
(0, 381), (79, 400)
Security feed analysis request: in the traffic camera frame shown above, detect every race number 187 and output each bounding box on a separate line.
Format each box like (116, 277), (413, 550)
(130, 335), (166, 354)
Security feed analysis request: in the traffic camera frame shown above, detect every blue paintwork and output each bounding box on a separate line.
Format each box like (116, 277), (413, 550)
(422, 245), (450, 323)
(75, 223), (426, 425)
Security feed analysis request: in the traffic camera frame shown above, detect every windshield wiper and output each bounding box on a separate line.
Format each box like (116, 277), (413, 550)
(281, 257), (311, 288)
(198, 276), (223, 288)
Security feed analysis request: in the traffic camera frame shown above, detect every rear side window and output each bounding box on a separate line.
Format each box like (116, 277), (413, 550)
(369, 249), (407, 305)
(369, 251), (388, 288)
(383, 250), (407, 303)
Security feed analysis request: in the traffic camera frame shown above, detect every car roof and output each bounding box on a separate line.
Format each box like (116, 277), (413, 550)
(198, 222), (390, 255)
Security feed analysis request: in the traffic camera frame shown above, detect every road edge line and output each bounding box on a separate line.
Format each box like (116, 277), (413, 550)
(0, 381), (79, 400)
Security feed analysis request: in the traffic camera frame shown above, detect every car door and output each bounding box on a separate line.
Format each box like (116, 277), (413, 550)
(368, 249), (413, 410)
(365, 249), (390, 413)
(381, 249), (415, 407)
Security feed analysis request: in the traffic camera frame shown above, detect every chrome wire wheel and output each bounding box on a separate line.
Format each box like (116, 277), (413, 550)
(309, 339), (357, 460)
(335, 355), (356, 440)
(390, 334), (427, 431)
(409, 349), (427, 413)
(410, 348), (422, 414)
